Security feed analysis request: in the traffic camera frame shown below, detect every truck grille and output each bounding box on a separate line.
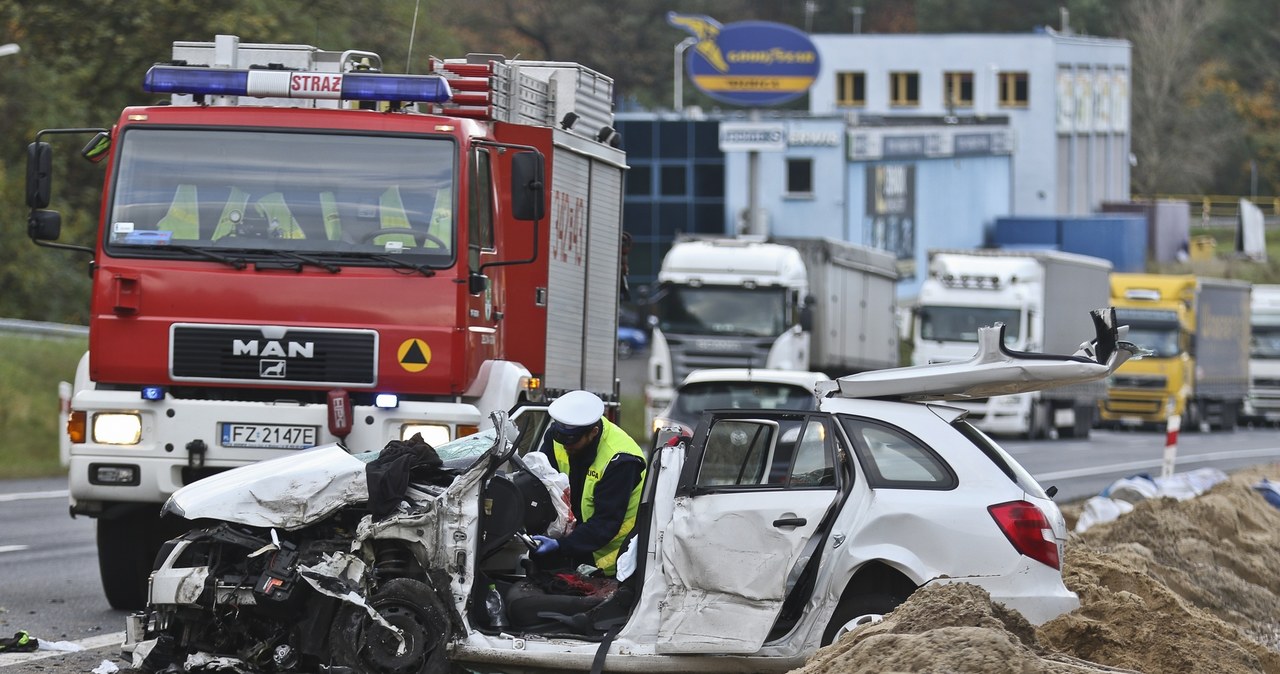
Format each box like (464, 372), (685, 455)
(666, 335), (775, 384)
(1252, 377), (1280, 388)
(170, 324), (377, 387)
(1109, 375), (1167, 389)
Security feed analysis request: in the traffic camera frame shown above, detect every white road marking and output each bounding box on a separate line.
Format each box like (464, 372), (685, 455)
(0, 545), (29, 553)
(1034, 447), (1280, 481)
(0, 631), (125, 667)
(0, 490), (68, 502)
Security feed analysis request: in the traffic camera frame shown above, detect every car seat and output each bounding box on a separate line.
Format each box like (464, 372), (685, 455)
(504, 570), (633, 634)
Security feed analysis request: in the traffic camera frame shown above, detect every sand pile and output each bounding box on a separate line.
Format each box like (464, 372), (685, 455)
(800, 464), (1280, 674)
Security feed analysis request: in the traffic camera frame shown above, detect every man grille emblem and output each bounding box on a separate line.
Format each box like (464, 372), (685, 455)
(260, 360), (286, 378)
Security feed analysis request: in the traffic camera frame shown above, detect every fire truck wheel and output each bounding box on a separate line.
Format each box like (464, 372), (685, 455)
(96, 512), (153, 610)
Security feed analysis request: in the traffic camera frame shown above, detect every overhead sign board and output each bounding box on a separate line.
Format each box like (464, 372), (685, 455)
(669, 12), (820, 107)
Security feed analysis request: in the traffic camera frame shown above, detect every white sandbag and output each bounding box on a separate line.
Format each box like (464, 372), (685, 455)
(1074, 495), (1134, 533)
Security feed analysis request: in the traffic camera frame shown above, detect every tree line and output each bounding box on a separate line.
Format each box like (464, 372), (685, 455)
(1, 0), (1275, 322)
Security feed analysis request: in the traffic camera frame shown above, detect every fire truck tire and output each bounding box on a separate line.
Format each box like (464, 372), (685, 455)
(96, 513), (153, 610)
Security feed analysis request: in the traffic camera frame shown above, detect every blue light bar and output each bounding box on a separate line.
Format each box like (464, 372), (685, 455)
(341, 72), (452, 103)
(141, 386), (165, 401)
(143, 66), (452, 104)
(374, 393), (399, 409)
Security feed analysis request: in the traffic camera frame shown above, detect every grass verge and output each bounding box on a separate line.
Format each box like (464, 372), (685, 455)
(0, 333), (85, 479)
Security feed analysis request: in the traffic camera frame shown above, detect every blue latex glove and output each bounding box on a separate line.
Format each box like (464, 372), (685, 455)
(531, 535), (559, 555)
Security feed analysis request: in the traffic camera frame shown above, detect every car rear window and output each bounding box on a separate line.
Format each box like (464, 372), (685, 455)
(673, 382), (816, 424)
(838, 416), (957, 490)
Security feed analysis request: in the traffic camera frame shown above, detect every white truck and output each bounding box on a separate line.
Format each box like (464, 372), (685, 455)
(645, 236), (898, 426)
(1243, 284), (1280, 424)
(912, 249), (1112, 439)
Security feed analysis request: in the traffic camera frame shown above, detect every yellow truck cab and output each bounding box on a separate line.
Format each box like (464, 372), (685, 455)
(1100, 273), (1250, 430)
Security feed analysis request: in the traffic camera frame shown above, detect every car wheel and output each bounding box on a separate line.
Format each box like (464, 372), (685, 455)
(329, 577), (452, 674)
(821, 592), (903, 646)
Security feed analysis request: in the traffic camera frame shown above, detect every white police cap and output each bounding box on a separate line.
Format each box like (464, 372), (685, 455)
(548, 390), (605, 428)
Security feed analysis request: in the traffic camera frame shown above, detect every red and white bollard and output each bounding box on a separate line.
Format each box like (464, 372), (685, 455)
(1161, 413), (1180, 479)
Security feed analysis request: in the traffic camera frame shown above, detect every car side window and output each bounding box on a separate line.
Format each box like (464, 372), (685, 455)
(698, 420), (774, 486)
(510, 407), (551, 457)
(696, 417), (837, 489)
(839, 415), (957, 489)
(788, 419), (836, 487)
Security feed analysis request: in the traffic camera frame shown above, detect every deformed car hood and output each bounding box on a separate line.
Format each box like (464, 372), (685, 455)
(833, 308), (1139, 401)
(162, 444), (370, 530)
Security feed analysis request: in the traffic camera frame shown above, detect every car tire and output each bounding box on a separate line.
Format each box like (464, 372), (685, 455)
(329, 577), (452, 674)
(96, 512), (153, 610)
(821, 592), (903, 646)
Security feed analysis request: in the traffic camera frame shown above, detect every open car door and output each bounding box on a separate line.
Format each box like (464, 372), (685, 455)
(656, 411), (844, 654)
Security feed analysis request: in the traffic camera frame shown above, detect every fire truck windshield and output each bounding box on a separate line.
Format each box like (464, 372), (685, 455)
(106, 128), (457, 267)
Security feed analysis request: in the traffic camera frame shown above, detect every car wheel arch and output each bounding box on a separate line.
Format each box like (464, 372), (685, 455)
(821, 560), (917, 646)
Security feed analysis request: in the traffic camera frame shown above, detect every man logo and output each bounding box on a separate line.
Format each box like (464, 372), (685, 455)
(260, 360), (286, 378)
(233, 339), (315, 359)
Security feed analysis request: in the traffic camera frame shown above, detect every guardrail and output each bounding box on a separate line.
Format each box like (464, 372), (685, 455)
(0, 318), (88, 338)
(1152, 194), (1280, 220)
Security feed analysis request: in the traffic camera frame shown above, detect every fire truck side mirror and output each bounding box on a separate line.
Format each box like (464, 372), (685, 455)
(510, 151), (545, 221)
(26, 141), (53, 209)
(80, 131), (112, 164)
(28, 209), (62, 242)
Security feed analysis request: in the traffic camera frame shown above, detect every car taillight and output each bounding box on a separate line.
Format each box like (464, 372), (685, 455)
(988, 500), (1060, 570)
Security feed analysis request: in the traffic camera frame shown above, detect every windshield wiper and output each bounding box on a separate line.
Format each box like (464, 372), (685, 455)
(334, 252), (437, 277)
(255, 250), (341, 274)
(160, 245), (248, 270)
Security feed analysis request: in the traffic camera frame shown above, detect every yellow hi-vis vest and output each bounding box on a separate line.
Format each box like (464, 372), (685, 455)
(553, 419), (647, 576)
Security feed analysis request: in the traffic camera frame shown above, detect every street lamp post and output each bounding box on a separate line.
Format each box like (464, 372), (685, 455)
(0, 43), (20, 58)
(673, 37), (696, 114)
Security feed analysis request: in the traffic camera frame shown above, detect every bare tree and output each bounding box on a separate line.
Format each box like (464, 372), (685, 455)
(1124, 0), (1240, 195)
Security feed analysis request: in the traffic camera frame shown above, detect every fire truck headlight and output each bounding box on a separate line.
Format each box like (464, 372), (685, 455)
(400, 424), (450, 447)
(93, 413), (142, 445)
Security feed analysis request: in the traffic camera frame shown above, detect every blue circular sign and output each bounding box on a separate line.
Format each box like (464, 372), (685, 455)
(676, 18), (820, 107)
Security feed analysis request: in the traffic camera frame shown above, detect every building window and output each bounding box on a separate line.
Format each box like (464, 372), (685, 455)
(999, 71), (1029, 108)
(944, 71), (974, 109)
(660, 165), (687, 196)
(836, 71), (865, 106)
(786, 158), (813, 196)
(890, 72), (919, 107)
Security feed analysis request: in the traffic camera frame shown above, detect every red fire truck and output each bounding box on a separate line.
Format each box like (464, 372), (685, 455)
(23, 35), (626, 609)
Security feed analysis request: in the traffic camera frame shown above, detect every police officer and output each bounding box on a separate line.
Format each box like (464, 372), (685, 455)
(530, 391), (646, 577)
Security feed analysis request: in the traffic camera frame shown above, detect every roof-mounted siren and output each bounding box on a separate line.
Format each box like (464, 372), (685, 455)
(142, 66), (452, 108)
(596, 124), (620, 148)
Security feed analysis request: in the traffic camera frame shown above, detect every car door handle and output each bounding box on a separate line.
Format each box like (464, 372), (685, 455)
(772, 517), (807, 528)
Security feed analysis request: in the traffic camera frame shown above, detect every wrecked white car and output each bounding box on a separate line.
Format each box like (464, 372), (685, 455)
(128, 309), (1137, 674)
